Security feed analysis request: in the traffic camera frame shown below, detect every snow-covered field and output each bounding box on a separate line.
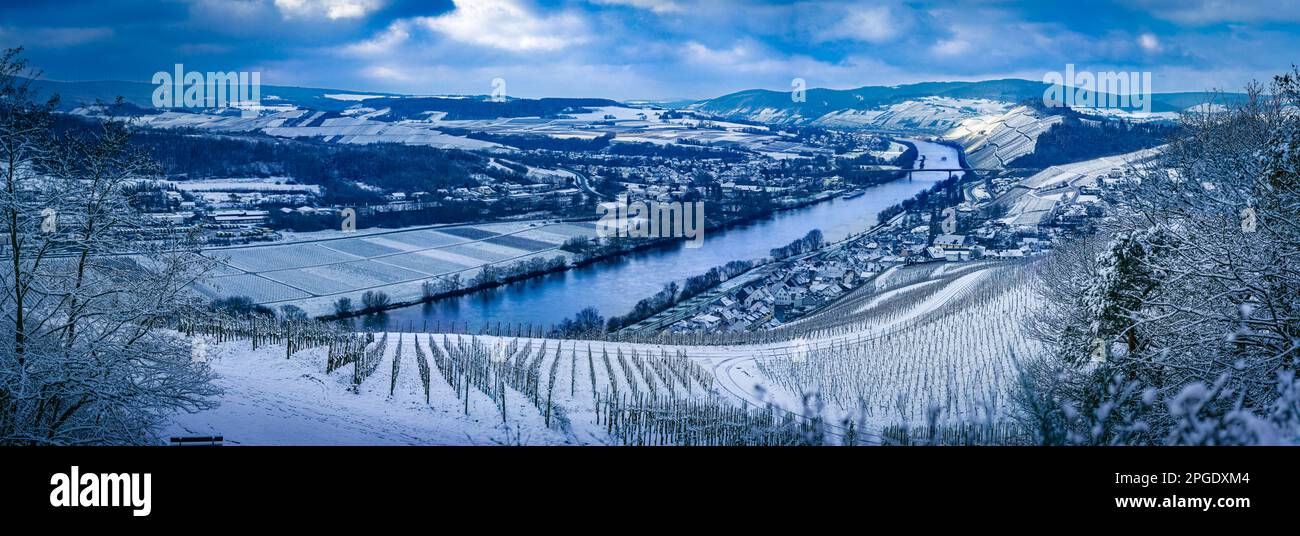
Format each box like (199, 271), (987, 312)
(944, 105), (1064, 168)
(430, 107), (833, 157)
(693, 96), (1014, 134)
(116, 108), (503, 150)
(170, 177), (322, 194)
(814, 97), (1012, 132)
(196, 221), (595, 315)
(170, 259), (1043, 445)
(994, 146), (1162, 227)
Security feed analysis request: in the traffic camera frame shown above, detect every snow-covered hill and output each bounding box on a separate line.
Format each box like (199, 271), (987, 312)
(91, 108), (503, 151)
(811, 97), (1013, 132)
(943, 105), (1064, 168)
(168, 261), (1042, 445)
(690, 79), (1235, 135)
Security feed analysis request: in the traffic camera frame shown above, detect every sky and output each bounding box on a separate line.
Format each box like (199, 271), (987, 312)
(1, 0), (1298, 100)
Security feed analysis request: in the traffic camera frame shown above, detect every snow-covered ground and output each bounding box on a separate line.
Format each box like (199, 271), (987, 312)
(944, 105), (1064, 169)
(171, 177), (322, 194)
(170, 259), (1042, 445)
(324, 93), (386, 102)
(814, 97), (1012, 132)
(1073, 107), (1180, 122)
(106, 108), (503, 151)
(165, 337), (570, 445)
(995, 146), (1163, 227)
(197, 220), (596, 316)
(429, 107), (832, 157)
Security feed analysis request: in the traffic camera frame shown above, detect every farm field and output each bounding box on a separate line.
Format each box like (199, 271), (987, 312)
(197, 220), (595, 315)
(132, 108), (502, 150)
(943, 105), (1063, 168)
(988, 146), (1163, 229)
(173, 259), (1044, 445)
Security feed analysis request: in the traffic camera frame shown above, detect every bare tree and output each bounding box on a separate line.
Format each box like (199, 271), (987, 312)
(1024, 71), (1300, 443)
(0, 48), (218, 444)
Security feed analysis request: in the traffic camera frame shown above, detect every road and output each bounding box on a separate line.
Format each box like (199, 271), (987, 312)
(568, 167), (611, 201)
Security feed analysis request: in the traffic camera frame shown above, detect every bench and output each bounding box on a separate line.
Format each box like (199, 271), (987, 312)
(169, 435), (224, 446)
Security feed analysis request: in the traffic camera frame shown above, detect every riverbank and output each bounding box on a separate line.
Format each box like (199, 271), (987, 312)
(319, 185), (864, 324)
(358, 140), (960, 329)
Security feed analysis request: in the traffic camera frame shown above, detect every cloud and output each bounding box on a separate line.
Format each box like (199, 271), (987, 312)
(931, 38), (970, 57)
(274, 0), (385, 20)
(815, 5), (907, 43)
(589, 0), (681, 14)
(680, 40), (796, 75)
(177, 42), (236, 55)
(1138, 33), (1162, 52)
(681, 41), (748, 65)
(675, 39), (922, 93)
(361, 64), (419, 83)
(417, 0), (589, 52)
(341, 20), (412, 55)
(1133, 0), (1300, 25)
(192, 0), (267, 20)
(0, 26), (114, 48)
(6, 0), (1300, 100)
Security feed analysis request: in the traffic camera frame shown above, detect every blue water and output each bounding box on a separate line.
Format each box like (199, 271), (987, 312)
(366, 140), (960, 330)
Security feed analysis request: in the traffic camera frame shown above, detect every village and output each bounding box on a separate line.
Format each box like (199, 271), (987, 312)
(130, 119), (894, 248)
(661, 152), (1142, 334)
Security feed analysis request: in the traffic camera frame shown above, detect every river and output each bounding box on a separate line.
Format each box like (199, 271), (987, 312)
(362, 140), (963, 330)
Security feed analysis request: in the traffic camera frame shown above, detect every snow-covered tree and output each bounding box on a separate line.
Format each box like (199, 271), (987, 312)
(1023, 71), (1300, 444)
(0, 49), (218, 445)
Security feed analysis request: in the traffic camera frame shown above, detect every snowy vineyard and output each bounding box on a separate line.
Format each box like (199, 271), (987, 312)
(597, 392), (835, 446)
(757, 262), (1041, 427)
(323, 333), (848, 444)
(178, 313), (345, 358)
(170, 259), (1046, 445)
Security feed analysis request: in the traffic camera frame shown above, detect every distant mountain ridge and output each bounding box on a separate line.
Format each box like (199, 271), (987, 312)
(694, 79), (1049, 120)
(23, 78), (620, 118)
(24, 78), (398, 112)
(27, 76), (1246, 133)
(691, 79), (1246, 129)
(362, 96), (623, 120)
